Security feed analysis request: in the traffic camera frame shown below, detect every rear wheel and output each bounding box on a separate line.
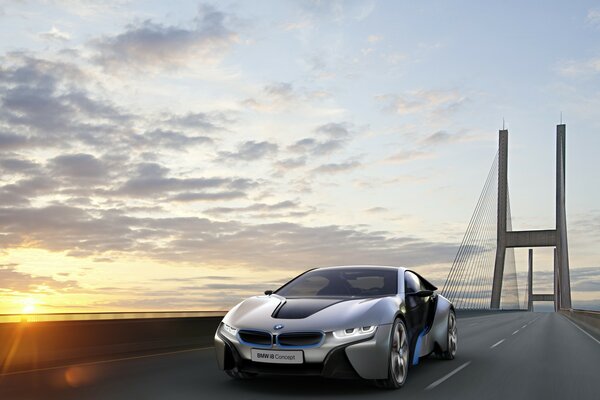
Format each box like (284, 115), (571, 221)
(374, 318), (409, 389)
(439, 310), (457, 360)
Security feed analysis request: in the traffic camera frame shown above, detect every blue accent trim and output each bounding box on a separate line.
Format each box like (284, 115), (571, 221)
(275, 331), (325, 349)
(237, 329), (273, 349)
(412, 326), (428, 365)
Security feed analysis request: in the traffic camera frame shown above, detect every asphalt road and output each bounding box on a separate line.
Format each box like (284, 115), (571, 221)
(1, 312), (599, 400)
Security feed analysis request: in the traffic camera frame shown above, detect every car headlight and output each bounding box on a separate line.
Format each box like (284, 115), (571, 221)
(220, 323), (238, 337)
(332, 325), (377, 339)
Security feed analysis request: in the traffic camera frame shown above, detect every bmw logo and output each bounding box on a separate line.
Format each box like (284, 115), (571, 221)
(274, 324), (284, 330)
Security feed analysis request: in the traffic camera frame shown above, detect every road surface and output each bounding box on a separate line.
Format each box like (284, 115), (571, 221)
(1, 312), (599, 400)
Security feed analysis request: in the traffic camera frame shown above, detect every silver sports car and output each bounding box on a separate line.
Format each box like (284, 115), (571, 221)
(214, 265), (457, 388)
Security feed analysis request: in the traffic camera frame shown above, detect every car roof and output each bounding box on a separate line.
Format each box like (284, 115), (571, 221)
(314, 265), (407, 272)
(312, 265), (437, 290)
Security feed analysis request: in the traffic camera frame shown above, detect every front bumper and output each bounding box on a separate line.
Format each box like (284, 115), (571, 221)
(214, 324), (392, 380)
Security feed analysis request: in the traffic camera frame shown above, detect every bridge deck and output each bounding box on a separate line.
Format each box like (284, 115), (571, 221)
(1, 312), (598, 400)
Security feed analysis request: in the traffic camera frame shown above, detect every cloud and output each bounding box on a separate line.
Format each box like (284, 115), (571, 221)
(0, 54), (132, 147)
(386, 149), (431, 163)
(557, 57), (600, 78)
(587, 8), (600, 26)
(376, 90), (466, 116)
(282, 19), (313, 31)
(523, 267), (600, 294)
(420, 130), (465, 146)
(287, 122), (354, 158)
(205, 200), (299, 215)
(218, 140), (278, 162)
(274, 156), (307, 170)
(204, 200), (309, 219)
(365, 207), (388, 214)
(367, 34), (383, 43)
(312, 160), (361, 174)
(0, 157), (40, 173)
(0, 204), (457, 269)
(386, 130), (468, 164)
(116, 175), (253, 198)
(297, 0), (375, 22)
(315, 122), (352, 138)
(264, 82), (294, 100)
(0, 263), (79, 293)
(39, 26), (71, 42)
(141, 129), (213, 149)
(242, 82), (331, 112)
(92, 4), (238, 72)
(0, 176), (56, 206)
(166, 111), (230, 131)
(50, 153), (108, 179)
(0, 132), (28, 150)
(171, 191), (246, 202)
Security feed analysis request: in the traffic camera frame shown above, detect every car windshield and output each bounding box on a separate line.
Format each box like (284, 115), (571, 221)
(276, 268), (398, 297)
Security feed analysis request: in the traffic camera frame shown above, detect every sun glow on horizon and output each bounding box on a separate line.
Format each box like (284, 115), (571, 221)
(21, 297), (37, 314)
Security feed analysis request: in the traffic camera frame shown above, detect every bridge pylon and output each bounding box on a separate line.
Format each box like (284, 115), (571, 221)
(490, 124), (571, 311)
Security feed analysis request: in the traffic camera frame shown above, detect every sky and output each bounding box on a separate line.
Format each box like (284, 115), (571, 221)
(0, 0), (599, 314)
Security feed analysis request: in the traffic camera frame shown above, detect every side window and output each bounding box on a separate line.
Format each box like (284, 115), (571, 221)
(404, 271), (420, 293)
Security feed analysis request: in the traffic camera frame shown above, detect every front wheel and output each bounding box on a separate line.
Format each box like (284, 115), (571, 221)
(439, 309), (457, 360)
(374, 318), (410, 389)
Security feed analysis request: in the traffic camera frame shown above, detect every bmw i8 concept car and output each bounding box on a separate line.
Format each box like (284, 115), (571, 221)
(214, 265), (457, 388)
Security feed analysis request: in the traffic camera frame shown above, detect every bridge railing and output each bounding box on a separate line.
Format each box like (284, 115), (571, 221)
(0, 312), (226, 374)
(0, 310), (227, 324)
(559, 308), (600, 337)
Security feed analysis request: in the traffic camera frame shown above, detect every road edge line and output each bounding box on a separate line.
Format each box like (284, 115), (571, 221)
(561, 315), (600, 346)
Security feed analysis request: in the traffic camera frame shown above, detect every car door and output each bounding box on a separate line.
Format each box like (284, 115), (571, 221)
(404, 271), (427, 348)
(416, 274), (437, 331)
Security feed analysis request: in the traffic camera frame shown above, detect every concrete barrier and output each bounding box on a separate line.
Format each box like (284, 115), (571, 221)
(0, 314), (225, 374)
(559, 309), (600, 338)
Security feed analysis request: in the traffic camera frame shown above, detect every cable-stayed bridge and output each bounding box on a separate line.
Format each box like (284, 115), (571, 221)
(442, 124), (572, 312)
(1, 124), (598, 399)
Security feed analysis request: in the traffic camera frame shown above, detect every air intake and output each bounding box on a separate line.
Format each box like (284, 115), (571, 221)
(277, 332), (324, 347)
(238, 330), (272, 346)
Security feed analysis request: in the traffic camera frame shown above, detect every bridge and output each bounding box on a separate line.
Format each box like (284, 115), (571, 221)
(1, 125), (599, 399)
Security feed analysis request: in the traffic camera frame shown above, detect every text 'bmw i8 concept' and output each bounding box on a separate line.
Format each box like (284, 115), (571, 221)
(214, 265), (457, 389)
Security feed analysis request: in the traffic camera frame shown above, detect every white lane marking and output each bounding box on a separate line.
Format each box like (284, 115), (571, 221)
(562, 316), (600, 346)
(521, 325), (527, 329)
(0, 346), (214, 377)
(512, 330), (519, 335)
(490, 339), (505, 348)
(425, 361), (472, 391)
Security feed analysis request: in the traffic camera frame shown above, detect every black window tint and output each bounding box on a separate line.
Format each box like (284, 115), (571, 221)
(404, 271), (420, 293)
(277, 268), (398, 297)
(282, 275), (329, 297)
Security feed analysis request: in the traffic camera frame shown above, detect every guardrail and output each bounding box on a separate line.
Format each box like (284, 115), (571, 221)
(0, 312), (226, 374)
(559, 308), (600, 337)
(0, 310), (227, 324)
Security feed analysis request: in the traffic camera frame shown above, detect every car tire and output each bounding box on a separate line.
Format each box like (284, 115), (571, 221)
(225, 368), (257, 379)
(374, 318), (410, 389)
(439, 309), (457, 360)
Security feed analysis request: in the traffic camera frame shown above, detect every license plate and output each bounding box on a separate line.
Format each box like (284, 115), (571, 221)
(251, 349), (304, 364)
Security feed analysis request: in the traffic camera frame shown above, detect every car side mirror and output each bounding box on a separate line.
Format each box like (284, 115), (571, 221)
(407, 290), (434, 297)
(264, 290), (273, 296)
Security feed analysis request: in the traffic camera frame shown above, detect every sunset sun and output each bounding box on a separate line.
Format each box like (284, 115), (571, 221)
(21, 298), (37, 314)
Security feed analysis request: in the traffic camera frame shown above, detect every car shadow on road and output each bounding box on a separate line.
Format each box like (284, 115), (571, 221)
(222, 375), (385, 397)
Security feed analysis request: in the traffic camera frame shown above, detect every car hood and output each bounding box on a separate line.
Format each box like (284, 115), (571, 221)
(222, 294), (399, 333)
